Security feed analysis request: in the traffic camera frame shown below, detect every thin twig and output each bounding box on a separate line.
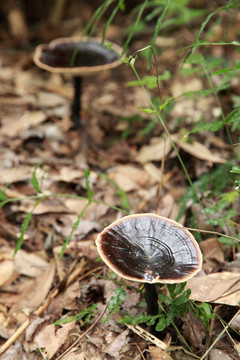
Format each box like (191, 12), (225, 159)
(200, 308), (240, 359)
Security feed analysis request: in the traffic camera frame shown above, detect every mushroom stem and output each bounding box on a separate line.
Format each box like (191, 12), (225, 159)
(71, 75), (82, 129)
(144, 283), (159, 316)
(144, 283), (159, 336)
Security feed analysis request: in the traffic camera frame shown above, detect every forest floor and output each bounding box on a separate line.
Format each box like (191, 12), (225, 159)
(0, 1), (240, 359)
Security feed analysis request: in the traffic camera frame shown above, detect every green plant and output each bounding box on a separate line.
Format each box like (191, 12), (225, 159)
(0, 166), (128, 256)
(109, 282), (214, 336)
(54, 304), (97, 326)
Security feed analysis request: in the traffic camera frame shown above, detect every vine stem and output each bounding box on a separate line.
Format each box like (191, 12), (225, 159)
(129, 59), (211, 225)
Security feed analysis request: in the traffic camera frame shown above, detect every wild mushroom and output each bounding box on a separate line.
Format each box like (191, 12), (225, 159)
(96, 213), (202, 333)
(33, 37), (122, 129)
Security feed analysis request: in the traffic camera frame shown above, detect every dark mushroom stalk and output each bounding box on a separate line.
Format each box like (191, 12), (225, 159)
(95, 213), (202, 336)
(71, 75), (82, 129)
(33, 37), (122, 129)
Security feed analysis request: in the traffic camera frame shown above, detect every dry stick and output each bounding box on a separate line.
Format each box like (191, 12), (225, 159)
(220, 318), (240, 357)
(200, 308), (240, 360)
(174, 225), (239, 243)
(0, 259), (87, 355)
(55, 304), (108, 360)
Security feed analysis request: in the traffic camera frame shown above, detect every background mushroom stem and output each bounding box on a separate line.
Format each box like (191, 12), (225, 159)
(144, 283), (159, 335)
(71, 75), (82, 129)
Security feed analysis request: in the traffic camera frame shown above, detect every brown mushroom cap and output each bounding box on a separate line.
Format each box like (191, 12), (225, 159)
(96, 213), (202, 284)
(33, 36), (122, 75)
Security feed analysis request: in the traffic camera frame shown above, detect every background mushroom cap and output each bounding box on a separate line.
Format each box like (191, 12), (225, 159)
(96, 213), (202, 284)
(33, 36), (122, 75)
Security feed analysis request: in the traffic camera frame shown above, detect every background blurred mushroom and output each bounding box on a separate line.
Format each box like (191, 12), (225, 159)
(96, 213), (202, 334)
(33, 37), (122, 129)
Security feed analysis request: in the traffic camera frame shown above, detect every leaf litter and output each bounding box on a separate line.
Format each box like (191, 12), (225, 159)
(0, 2), (240, 359)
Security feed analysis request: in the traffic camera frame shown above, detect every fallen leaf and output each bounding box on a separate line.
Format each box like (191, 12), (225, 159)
(10, 262), (55, 315)
(0, 260), (14, 287)
(173, 136), (227, 164)
(34, 321), (76, 359)
(37, 91), (66, 108)
(148, 345), (173, 360)
(106, 329), (130, 357)
(108, 164), (151, 192)
(19, 198), (70, 215)
(14, 250), (49, 278)
(187, 272), (240, 305)
(51, 166), (84, 182)
(136, 136), (172, 164)
(200, 238), (225, 264)
(0, 341), (26, 360)
(0, 111), (46, 137)
(0, 166), (34, 184)
(209, 348), (232, 360)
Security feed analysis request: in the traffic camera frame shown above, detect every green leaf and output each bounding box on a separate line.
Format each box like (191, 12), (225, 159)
(138, 107), (156, 114)
(186, 53), (206, 67)
(165, 309), (175, 327)
(230, 165), (240, 174)
(175, 282), (187, 296)
(225, 108), (240, 124)
(15, 197), (43, 255)
(174, 289), (191, 305)
(108, 287), (126, 311)
(0, 189), (7, 201)
(167, 284), (177, 299)
(84, 168), (94, 200)
(158, 293), (172, 304)
(182, 89), (213, 98)
(14, 212), (33, 255)
(156, 315), (166, 331)
(126, 72), (171, 90)
(31, 164), (42, 193)
(54, 304), (97, 326)
(159, 97), (174, 111)
(120, 313), (151, 325)
(187, 119), (224, 135)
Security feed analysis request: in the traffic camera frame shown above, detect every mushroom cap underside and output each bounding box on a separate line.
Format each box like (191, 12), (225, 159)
(96, 213), (202, 284)
(33, 37), (122, 74)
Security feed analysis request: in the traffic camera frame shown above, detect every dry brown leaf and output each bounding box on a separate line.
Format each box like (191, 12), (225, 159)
(187, 272), (240, 305)
(0, 341), (26, 360)
(19, 198), (70, 215)
(182, 312), (206, 350)
(148, 346), (173, 360)
(209, 348), (233, 360)
(14, 250), (49, 278)
(10, 262), (55, 315)
(106, 329), (130, 357)
(0, 111), (46, 137)
(108, 165), (151, 192)
(0, 166), (33, 184)
(49, 281), (81, 313)
(200, 238), (225, 264)
(0, 260), (14, 287)
(136, 136), (172, 164)
(34, 321), (76, 359)
(37, 91), (66, 108)
(173, 136), (227, 164)
(157, 193), (185, 223)
(64, 198), (96, 216)
(60, 217), (100, 240)
(50, 167), (84, 182)
(62, 353), (81, 360)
